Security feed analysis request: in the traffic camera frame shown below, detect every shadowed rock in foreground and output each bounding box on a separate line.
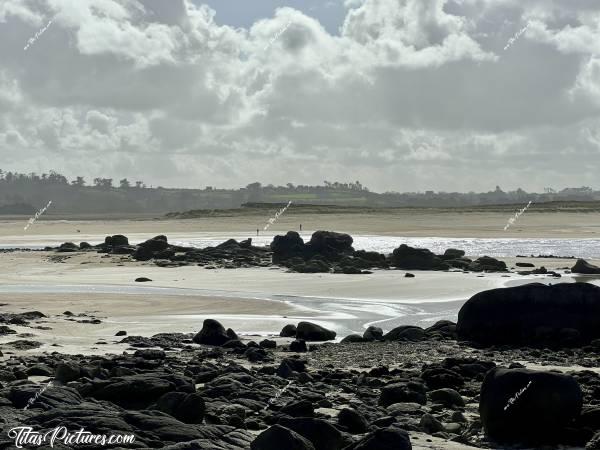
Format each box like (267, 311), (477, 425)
(457, 282), (600, 346)
(480, 368), (583, 444)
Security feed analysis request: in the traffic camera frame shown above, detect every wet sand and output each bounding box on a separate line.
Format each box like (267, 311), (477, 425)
(0, 250), (591, 356)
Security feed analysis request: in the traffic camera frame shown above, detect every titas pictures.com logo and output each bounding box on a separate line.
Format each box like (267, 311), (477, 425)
(8, 426), (135, 448)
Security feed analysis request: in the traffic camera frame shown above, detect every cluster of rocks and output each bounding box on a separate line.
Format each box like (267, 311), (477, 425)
(53, 230), (515, 275)
(56, 235), (273, 269)
(1, 308), (600, 449)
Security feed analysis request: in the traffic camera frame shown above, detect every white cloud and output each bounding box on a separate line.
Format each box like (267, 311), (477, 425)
(0, 0), (599, 192)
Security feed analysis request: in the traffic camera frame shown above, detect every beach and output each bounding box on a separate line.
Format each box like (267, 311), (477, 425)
(1, 209), (598, 356)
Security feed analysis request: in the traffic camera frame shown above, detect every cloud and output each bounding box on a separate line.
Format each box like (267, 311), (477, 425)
(0, 0), (599, 192)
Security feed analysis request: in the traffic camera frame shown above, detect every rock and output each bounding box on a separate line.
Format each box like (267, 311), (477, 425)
(572, 259), (600, 274)
(79, 242), (92, 249)
(277, 417), (344, 450)
(295, 322), (336, 341)
(480, 368), (583, 444)
(193, 319), (232, 346)
(391, 244), (448, 270)
(516, 262), (535, 267)
(420, 413), (444, 433)
(87, 373), (194, 409)
(294, 259), (331, 273)
(57, 242), (79, 252)
(383, 326), (425, 341)
(379, 382), (427, 406)
(404, 273), (415, 278)
(105, 235), (129, 247)
(156, 392), (205, 424)
(27, 364), (53, 377)
(307, 231), (354, 259)
(0, 326), (16, 335)
(338, 408), (368, 434)
(340, 334), (365, 343)
(280, 324), (297, 337)
(141, 236), (170, 251)
(260, 339), (276, 349)
(429, 388), (465, 407)
(290, 340), (307, 352)
(271, 232), (306, 262)
(115, 330), (127, 336)
(134, 349), (166, 360)
(424, 320), (457, 338)
(251, 425), (315, 450)
(421, 367), (464, 390)
(363, 326), (383, 341)
(55, 362), (81, 383)
(442, 248), (466, 259)
(457, 282), (600, 345)
(588, 431), (600, 450)
(135, 277), (152, 282)
(280, 399), (314, 417)
(343, 427), (412, 450)
(468, 256), (507, 272)
(132, 246), (154, 261)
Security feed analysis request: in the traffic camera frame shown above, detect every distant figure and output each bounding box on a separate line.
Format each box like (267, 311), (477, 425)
(256, 228), (259, 236)
(300, 224), (302, 231)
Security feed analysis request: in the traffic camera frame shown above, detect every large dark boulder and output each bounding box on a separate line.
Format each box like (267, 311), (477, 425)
(391, 244), (448, 270)
(480, 368), (583, 444)
(193, 319), (232, 346)
(363, 326), (383, 341)
(271, 232), (305, 261)
(280, 324), (297, 337)
(251, 425), (315, 450)
(139, 236), (170, 252)
(457, 282), (600, 346)
(295, 322), (336, 341)
(338, 408), (368, 434)
(343, 427), (412, 450)
(572, 259), (600, 274)
(307, 231), (354, 259)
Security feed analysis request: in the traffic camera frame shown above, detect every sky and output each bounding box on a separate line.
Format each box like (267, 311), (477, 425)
(0, 0), (599, 192)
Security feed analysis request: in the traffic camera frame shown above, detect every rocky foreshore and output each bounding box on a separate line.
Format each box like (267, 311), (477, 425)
(1, 282), (600, 449)
(48, 230), (563, 275)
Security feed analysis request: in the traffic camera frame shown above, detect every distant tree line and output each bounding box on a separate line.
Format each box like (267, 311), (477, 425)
(0, 169), (598, 215)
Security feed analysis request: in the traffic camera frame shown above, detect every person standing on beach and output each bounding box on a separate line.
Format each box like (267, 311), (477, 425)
(300, 224), (302, 231)
(256, 228), (259, 236)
